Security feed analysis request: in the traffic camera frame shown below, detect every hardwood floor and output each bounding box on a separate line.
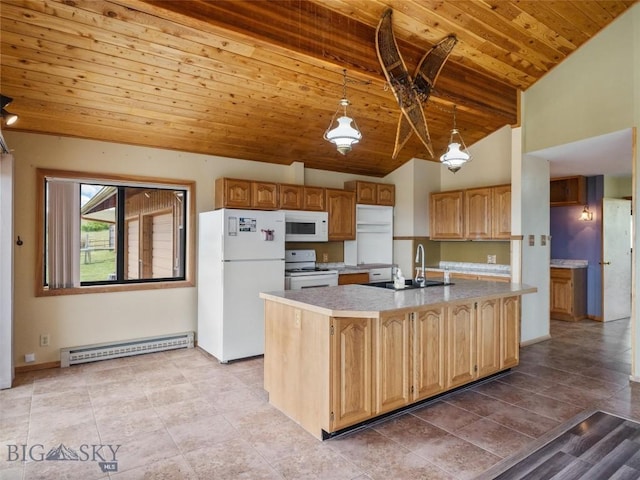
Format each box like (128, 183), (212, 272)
(483, 410), (640, 479)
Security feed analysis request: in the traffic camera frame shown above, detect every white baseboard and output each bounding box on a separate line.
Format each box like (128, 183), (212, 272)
(520, 334), (551, 347)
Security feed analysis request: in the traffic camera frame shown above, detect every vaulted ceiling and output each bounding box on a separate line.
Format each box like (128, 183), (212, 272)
(0, 0), (636, 177)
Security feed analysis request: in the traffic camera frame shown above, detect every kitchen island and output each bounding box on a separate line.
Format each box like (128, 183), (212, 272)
(260, 280), (537, 440)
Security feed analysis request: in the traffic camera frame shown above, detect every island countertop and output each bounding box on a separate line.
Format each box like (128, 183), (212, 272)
(260, 279), (537, 318)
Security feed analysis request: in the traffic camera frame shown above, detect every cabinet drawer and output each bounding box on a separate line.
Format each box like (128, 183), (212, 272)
(338, 272), (370, 285)
(550, 268), (572, 279)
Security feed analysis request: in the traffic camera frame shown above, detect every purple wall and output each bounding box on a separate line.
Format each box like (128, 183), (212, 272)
(549, 176), (603, 317)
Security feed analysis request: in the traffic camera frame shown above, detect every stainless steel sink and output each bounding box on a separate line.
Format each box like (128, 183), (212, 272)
(365, 279), (450, 290)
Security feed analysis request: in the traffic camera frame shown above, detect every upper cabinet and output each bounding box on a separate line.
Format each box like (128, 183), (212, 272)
(278, 184), (325, 211)
(215, 178), (252, 209)
(326, 188), (356, 241)
(465, 187), (492, 240)
(251, 181), (279, 209)
(344, 181), (395, 206)
(430, 191), (464, 240)
(492, 185), (511, 239)
(430, 184), (511, 240)
(550, 176), (586, 206)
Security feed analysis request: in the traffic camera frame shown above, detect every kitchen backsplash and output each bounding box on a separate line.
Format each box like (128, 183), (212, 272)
(284, 241), (344, 262)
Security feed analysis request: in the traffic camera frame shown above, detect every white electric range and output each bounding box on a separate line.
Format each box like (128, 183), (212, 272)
(284, 249), (339, 290)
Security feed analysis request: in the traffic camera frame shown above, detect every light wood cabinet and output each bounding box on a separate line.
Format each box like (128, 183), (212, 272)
(550, 267), (587, 321)
(338, 272), (370, 285)
(330, 317), (374, 430)
(430, 190), (464, 240)
(279, 183), (303, 209)
(476, 298), (501, 377)
(375, 312), (411, 414)
(447, 302), (476, 388)
(215, 177), (252, 208)
(278, 185), (325, 211)
(344, 180), (395, 206)
(251, 181), (278, 209)
(303, 186), (325, 211)
(501, 296), (520, 368)
(215, 177), (278, 209)
(431, 184), (511, 240)
(465, 187), (492, 239)
(325, 188), (356, 241)
(492, 185), (511, 239)
(264, 291), (527, 440)
(412, 307), (446, 400)
(550, 176), (586, 207)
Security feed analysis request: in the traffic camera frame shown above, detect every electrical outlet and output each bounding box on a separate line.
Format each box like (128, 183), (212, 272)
(25, 353), (35, 363)
(294, 309), (301, 328)
(487, 254), (496, 264)
(322, 253), (329, 262)
(40, 334), (50, 347)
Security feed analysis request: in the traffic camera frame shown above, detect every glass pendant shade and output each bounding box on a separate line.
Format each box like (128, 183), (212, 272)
(324, 114), (362, 155)
(440, 105), (471, 173)
(324, 69), (362, 154)
(440, 140), (470, 173)
(2, 110), (18, 126)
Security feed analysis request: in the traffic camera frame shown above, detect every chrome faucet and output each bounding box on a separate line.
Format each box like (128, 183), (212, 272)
(415, 244), (426, 287)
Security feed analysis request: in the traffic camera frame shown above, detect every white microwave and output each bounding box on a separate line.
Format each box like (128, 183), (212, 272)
(283, 210), (328, 242)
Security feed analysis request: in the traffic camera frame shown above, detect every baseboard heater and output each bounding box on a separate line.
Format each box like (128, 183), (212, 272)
(60, 331), (194, 367)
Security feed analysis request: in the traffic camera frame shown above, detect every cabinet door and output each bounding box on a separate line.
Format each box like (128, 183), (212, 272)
(476, 298), (501, 377)
(326, 189), (355, 241)
(356, 182), (377, 205)
(492, 185), (511, 239)
(447, 303), (475, 388)
(550, 274), (573, 315)
(465, 187), (492, 239)
(375, 312), (411, 414)
(251, 182), (278, 209)
(376, 184), (395, 206)
(279, 184), (303, 209)
(430, 191), (464, 239)
(215, 178), (251, 208)
(303, 186), (325, 211)
(501, 296), (520, 369)
(412, 308), (446, 400)
(330, 317), (374, 430)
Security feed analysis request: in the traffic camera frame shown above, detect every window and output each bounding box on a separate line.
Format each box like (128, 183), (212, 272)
(37, 169), (194, 296)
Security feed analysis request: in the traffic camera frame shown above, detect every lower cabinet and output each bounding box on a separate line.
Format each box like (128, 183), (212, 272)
(267, 295), (523, 438)
(330, 317), (374, 431)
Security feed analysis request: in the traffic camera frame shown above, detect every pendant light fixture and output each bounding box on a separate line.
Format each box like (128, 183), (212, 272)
(324, 69), (362, 155)
(440, 105), (470, 173)
(1, 95), (18, 126)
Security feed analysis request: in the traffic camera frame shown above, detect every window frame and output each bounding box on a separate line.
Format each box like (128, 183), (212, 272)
(36, 168), (196, 297)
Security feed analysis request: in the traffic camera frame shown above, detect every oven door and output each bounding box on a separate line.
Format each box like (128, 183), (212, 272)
(286, 273), (338, 290)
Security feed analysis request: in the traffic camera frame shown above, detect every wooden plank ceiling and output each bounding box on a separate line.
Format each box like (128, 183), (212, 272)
(1, 0), (636, 177)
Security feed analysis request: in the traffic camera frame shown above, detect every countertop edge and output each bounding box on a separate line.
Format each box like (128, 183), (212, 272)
(261, 283), (537, 317)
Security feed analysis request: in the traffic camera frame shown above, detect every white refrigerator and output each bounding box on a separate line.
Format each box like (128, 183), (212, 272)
(197, 209), (285, 362)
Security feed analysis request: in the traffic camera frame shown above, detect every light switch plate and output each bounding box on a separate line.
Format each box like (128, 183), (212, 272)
(529, 235), (535, 246)
(540, 235), (547, 246)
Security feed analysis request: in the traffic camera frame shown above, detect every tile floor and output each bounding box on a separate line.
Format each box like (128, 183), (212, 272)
(1, 318), (638, 480)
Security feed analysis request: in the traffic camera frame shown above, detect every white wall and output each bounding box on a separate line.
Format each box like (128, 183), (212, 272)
(524, 5), (637, 153)
(5, 131), (383, 367)
(519, 155), (551, 344)
(0, 154), (14, 388)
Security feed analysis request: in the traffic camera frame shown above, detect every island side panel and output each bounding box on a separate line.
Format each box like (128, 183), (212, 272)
(264, 300), (330, 440)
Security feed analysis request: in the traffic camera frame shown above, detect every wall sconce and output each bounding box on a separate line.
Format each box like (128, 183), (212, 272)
(1, 94), (18, 126)
(580, 204), (593, 221)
